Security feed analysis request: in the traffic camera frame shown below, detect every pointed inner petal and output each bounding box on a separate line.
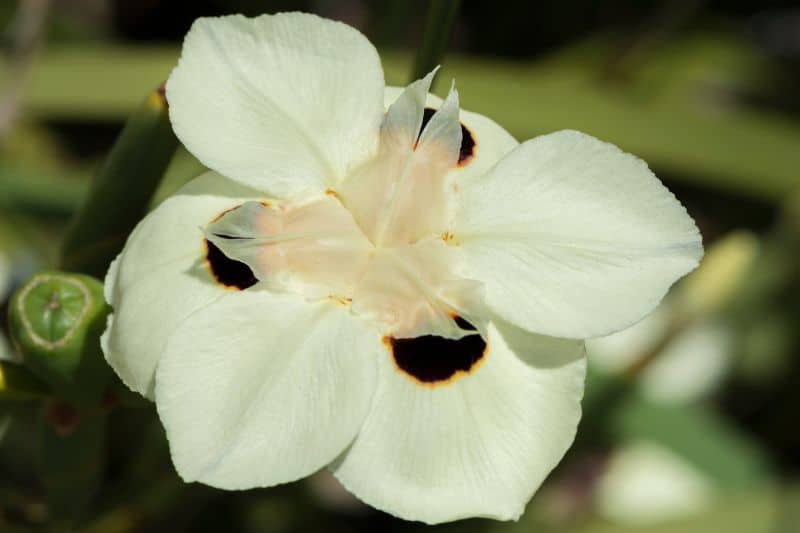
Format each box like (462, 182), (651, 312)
(206, 197), (373, 299)
(419, 107), (476, 166)
(338, 75), (463, 248)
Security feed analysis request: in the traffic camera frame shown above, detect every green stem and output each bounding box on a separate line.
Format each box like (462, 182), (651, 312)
(41, 402), (107, 527)
(60, 85), (178, 278)
(410, 0), (461, 84)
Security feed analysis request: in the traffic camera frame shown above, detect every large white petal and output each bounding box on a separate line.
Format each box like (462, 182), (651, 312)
(155, 290), (380, 489)
(102, 172), (263, 399)
(332, 319), (586, 524)
(167, 13), (385, 197)
(454, 130), (703, 339)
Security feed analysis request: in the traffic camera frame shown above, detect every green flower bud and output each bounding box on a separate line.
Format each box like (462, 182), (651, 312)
(8, 271), (110, 402)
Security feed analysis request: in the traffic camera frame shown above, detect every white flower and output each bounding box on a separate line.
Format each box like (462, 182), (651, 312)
(596, 440), (714, 525)
(100, 12), (703, 524)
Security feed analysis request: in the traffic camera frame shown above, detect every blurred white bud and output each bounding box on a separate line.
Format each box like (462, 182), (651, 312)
(596, 440), (713, 525)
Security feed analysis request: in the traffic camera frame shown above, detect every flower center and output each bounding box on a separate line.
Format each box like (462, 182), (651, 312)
(203, 83), (484, 342)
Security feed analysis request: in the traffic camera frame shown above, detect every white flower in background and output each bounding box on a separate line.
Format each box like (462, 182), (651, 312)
(596, 440), (714, 525)
(590, 317), (732, 404)
(588, 231), (755, 405)
(640, 321), (732, 404)
(101, 12), (702, 523)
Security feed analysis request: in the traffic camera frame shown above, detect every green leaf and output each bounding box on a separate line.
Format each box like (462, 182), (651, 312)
(60, 87), (178, 277)
(609, 396), (771, 490)
(556, 485), (800, 533)
(410, 0), (461, 84)
(40, 405), (106, 527)
(6, 39), (800, 201)
(0, 361), (48, 401)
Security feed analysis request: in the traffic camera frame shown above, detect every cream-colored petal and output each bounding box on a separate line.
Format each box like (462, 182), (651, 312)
(205, 196), (373, 299)
(167, 13), (385, 197)
(102, 172), (263, 398)
(455, 130), (703, 339)
(332, 319), (586, 524)
(155, 290), (380, 489)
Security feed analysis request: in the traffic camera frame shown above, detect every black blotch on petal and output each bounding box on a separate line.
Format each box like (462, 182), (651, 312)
(458, 123), (475, 166)
(205, 239), (257, 290)
(454, 315), (477, 331)
(417, 107), (475, 165)
(388, 317), (486, 384)
(418, 107), (437, 137)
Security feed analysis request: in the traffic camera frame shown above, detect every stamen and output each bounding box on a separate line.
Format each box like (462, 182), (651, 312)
(204, 239), (257, 290)
(385, 317), (487, 386)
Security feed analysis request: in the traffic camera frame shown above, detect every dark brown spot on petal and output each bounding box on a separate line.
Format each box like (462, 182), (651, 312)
(418, 107), (476, 166)
(385, 317), (486, 386)
(204, 239), (257, 290)
(419, 107), (437, 137)
(458, 123), (475, 166)
(453, 315), (477, 331)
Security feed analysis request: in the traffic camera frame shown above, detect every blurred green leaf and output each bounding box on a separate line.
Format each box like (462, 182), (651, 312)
(609, 396), (771, 490)
(41, 407), (106, 527)
(410, 0), (461, 83)
(570, 485), (798, 533)
(0, 361), (49, 401)
(0, 161), (88, 216)
(496, 485), (800, 533)
(149, 146), (206, 208)
(60, 87), (178, 277)
(3, 36), (799, 200)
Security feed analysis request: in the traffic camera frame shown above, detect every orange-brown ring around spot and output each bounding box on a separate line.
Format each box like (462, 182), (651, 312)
(417, 107), (476, 166)
(384, 316), (487, 387)
(204, 204), (269, 290)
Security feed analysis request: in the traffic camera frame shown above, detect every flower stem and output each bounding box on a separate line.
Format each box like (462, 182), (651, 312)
(410, 0), (461, 84)
(60, 84), (178, 278)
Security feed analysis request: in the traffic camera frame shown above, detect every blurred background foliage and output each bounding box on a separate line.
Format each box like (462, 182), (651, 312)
(0, 0), (799, 531)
